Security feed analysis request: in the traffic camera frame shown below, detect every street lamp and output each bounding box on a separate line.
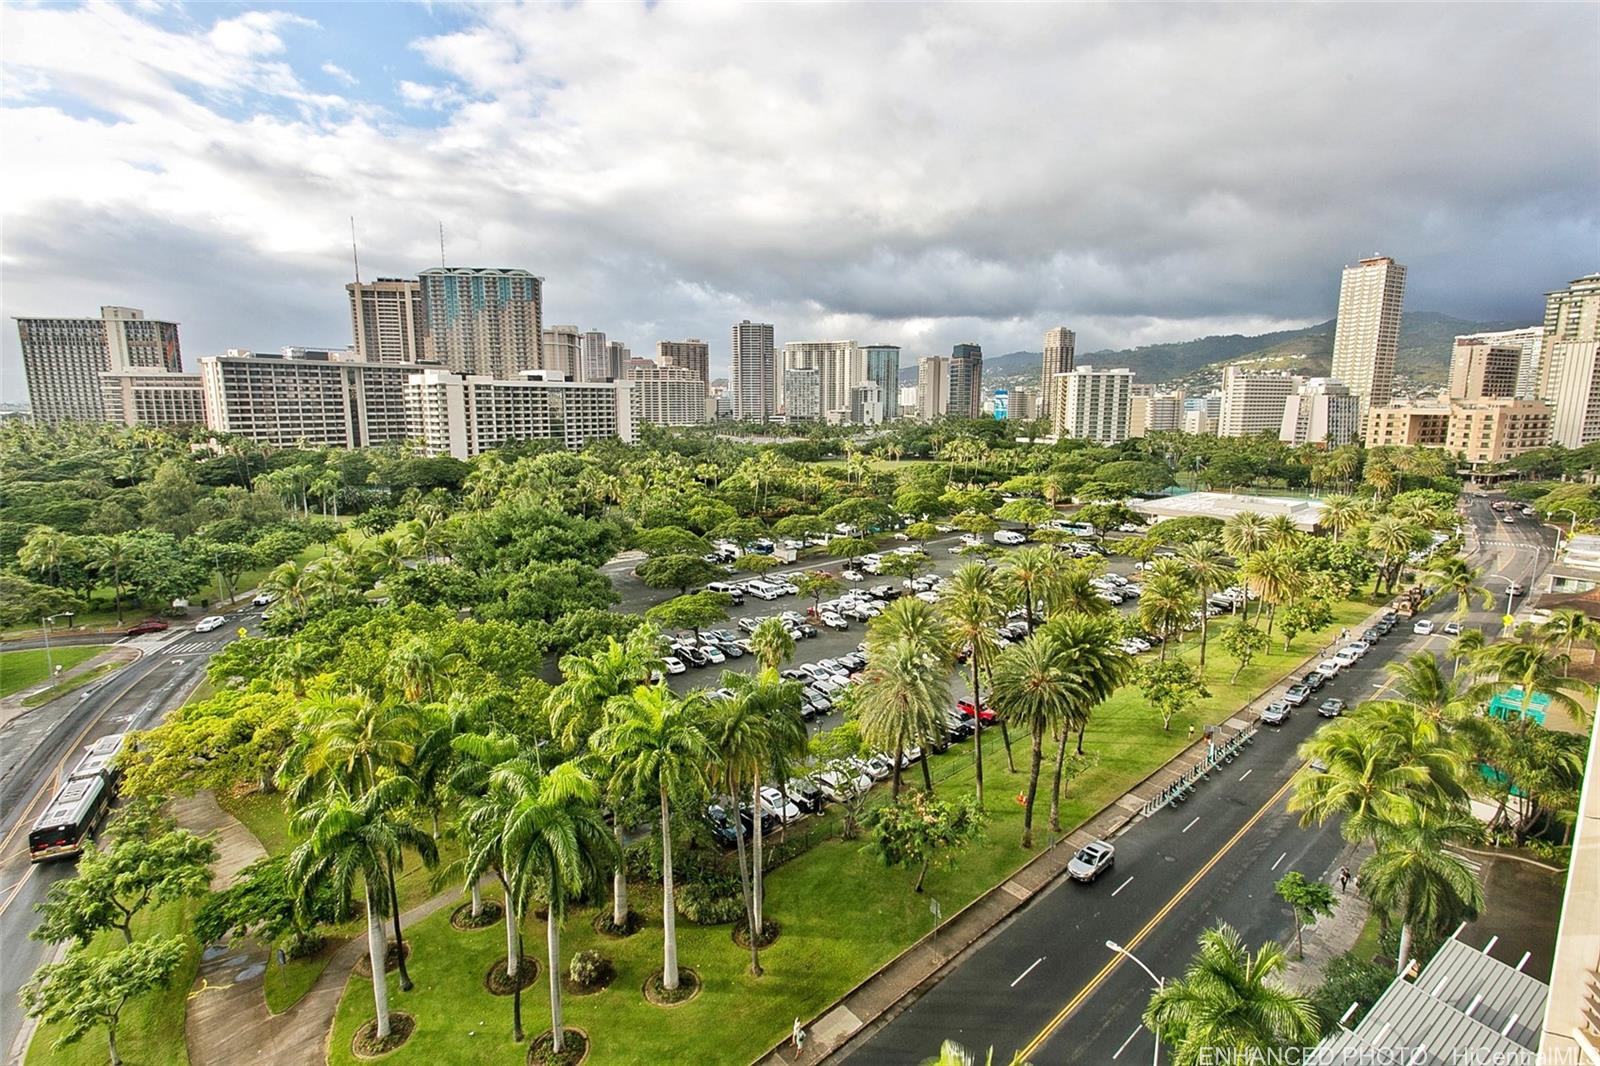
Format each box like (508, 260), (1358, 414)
(1547, 508), (1579, 556)
(41, 611), (75, 685)
(1106, 940), (1163, 1066)
(1481, 575), (1519, 625)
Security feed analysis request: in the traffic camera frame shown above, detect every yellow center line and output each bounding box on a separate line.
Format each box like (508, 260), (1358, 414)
(1015, 772), (1299, 1062)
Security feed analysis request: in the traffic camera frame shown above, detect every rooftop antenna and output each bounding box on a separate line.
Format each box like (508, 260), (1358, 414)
(350, 216), (361, 284)
(438, 222), (446, 268)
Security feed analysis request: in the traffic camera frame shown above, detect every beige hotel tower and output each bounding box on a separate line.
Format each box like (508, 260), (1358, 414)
(1330, 256), (1406, 417)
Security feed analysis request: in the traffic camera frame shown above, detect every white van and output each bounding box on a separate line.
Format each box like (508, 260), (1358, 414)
(745, 581), (781, 601)
(994, 530), (1027, 545)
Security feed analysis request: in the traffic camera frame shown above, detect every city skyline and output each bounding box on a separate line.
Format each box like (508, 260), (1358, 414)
(4, 3), (1597, 402)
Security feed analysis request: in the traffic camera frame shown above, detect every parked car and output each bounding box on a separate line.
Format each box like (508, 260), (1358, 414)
(860, 755), (895, 781)
(250, 593), (275, 607)
(717, 640), (745, 658)
(1283, 684), (1311, 707)
(994, 529), (1027, 545)
(194, 615), (227, 633)
(1260, 701), (1292, 726)
(819, 612), (849, 630)
(1316, 658), (1343, 677)
(1361, 627), (1383, 643)
(679, 646), (708, 668)
(1413, 619), (1436, 635)
(758, 786), (803, 824)
(842, 569), (865, 582)
(1301, 670), (1327, 691)
(662, 655), (687, 675)
(1333, 648), (1360, 669)
(704, 804), (738, 848)
(1318, 697), (1346, 718)
(786, 778), (825, 814)
(738, 617), (761, 634)
(956, 698), (998, 724)
(815, 769), (866, 803)
(1067, 840), (1115, 883)
(125, 619), (169, 636)
(698, 644), (727, 665)
(1443, 621), (1462, 636)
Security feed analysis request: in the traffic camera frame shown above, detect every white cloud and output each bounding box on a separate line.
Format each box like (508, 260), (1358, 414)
(321, 62), (357, 87)
(1, 2), (1596, 400)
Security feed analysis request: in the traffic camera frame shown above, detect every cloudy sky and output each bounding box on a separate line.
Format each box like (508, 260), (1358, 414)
(2, 1), (1596, 399)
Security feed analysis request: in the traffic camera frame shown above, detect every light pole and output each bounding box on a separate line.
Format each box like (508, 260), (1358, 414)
(1106, 940), (1163, 1066)
(1482, 575), (1518, 625)
(41, 611), (75, 685)
(1547, 508), (1579, 557)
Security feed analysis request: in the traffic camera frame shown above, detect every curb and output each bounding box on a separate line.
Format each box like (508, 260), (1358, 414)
(753, 600), (1394, 1066)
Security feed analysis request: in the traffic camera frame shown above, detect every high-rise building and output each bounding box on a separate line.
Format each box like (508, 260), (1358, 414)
(1039, 328), (1076, 419)
(898, 382), (919, 415)
(17, 306), (182, 422)
(198, 349), (410, 447)
(781, 368), (821, 421)
(347, 279), (427, 364)
(1050, 366), (1134, 443)
(1448, 336), (1521, 400)
(405, 369), (636, 457)
(541, 325), (583, 380)
(917, 356), (949, 420)
(730, 320), (775, 422)
(1539, 274), (1600, 448)
(849, 381), (884, 426)
(782, 341), (861, 419)
(607, 340), (631, 369)
(1279, 378), (1359, 446)
(1364, 400), (1451, 448)
(1449, 327), (1546, 400)
(580, 330), (611, 382)
(1329, 255), (1406, 412)
(418, 267), (543, 377)
(100, 370), (205, 427)
(1365, 395), (1550, 471)
(862, 345), (901, 420)
(948, 344), (982, 419)
(623, 364), (707, 426)
(657, 339), (710, 391)
(1129, 387), (1184, 437)
(1218, 367), (1301, 437)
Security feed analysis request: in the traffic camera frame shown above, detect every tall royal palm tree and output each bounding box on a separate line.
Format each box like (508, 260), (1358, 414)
(1174, 540), (1232, 670)
(748, 616), (797, 672)
(500, 760), (617, 1055)
(941, 562), (1005, 797)
(990, 631), (1075, 848)
(288, 777), (435, 1039)
(86, 534), (132, 624)
(1237, 549), (1300, 637)
(1138, 573), (1195, 660)
(1043, 614), (1130, 821)
(1221, 512), (1270, 560)
(1365, 515), (1420, 595)
(457, 747), (533, 1039)
(1360, 802), (1485, 974)
(594, 684), (712, 992)
(1143, 924), (1320, 1064)
(709, 682), (773, 976)
(856, 636), (950, 798)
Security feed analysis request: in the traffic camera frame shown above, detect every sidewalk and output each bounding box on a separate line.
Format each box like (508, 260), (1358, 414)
(170, 792), (461, 1066)
(1280, 841), (1374, 991)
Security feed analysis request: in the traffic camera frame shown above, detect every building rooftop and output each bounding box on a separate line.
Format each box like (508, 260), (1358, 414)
(1128, 491), (1327, 531)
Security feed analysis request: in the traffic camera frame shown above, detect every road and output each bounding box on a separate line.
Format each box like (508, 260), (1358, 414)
(834, 495), (1554, 1066)
(0, 613), (258, 1065)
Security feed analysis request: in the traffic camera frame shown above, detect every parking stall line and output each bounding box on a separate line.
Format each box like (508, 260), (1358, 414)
(1238, 768), (1252, 782)
(1011, 957), (1045, 988)
(1271, 851), (1287, 871)
(1181, 816), (1199, 833)
(1111, 876), (1133, 897)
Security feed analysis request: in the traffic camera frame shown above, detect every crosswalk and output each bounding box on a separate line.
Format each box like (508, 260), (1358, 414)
(166, 640), (225, 655)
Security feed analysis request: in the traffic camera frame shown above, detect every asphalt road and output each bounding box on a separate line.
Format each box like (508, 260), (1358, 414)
(834, 495), (1554, 1066)
(0, 610), (260, 1065)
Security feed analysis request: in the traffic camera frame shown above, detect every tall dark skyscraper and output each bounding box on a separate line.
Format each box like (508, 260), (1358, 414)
(863, 344), (901, 420)
(949, 343), (983, 419)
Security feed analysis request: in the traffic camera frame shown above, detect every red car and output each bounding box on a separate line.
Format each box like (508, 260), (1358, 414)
(956, 699), (997, 724)
(125, 619), (169, 636)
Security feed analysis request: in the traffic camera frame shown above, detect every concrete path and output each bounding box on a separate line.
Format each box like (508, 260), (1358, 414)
(1280, 841), (1374, 991)
(171, 791), (460, 1066)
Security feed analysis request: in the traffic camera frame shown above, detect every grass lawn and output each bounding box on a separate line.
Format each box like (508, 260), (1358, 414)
(26, 900), (200, 1066)
(0, 646), (106, 698)
(322, 596), (1379, 1066)
(265, 942), (338, 1015)
(1350, 911), (1383, 964)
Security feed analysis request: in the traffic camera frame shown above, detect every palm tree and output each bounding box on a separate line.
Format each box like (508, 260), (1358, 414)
(1174, 540), (1232, 670)
(1042, 614), (1130, 823)
(288, 778), (434, 1040)
(455, 741), (531, 1039)
(1040, 560), (1110, 620)
(997, 546), (1057, 630)
(1448, 627), (1489, 680)
(264, 559), (310, 613)
(86, 534), (132, 624)
(594, 684), (712, 992)
(1220, 512), (1270, 560)
(17, 526), (84, 587)
(989, 632), (1075, 848)
(709, 681), (773, 976)
(725, 669), (805, 946)
(1472, 635), (1593, 728)
(385, 637), (461, 703)
(748, 616), (796, 672)
(856, 637), (950, 798)
(1263, 514), (1298, 548)
(500, 760), (617, 1055)
(941, 562), (1004, 799)
(1365, 515), (1419, 595)
(1291, 719), (1445, 846)
(1143, 924), (1320, 1064)
(1318, 494), (1363, 543)
(1538, 609), (1600, 671)
(867, 596), (955, 666)
(1359, 802), (1485, 974)
(1237, 549), (1299, 636)
(1138, 573), (1195, 660)
(1419, 555), (1493, 618)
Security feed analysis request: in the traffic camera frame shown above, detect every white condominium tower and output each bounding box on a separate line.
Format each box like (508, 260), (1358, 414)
(16, 306), (182, 422)
(730, 320), (776, 421)
(1329, 255), (1406, 412)
(1219, 367), (1301, 437)
(1280, 378), (1359, 446)
(419, 267), (543, 378)
(1049, 366), (1133, 444)
(1039, 327), (1076, 419)
(781, 341), (861, 420)
(1540, 274), (1600, 447)
(347, 278), (426, 364)
(917, 356), (949, 420)
(541, 325), (583, 380)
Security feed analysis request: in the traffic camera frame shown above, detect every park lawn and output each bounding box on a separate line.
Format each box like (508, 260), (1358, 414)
(322, 597), (1377, 1066)
(0, 646), (106, 698)
(26, 899), (200, 1066)
(264, 942), (337, 1015)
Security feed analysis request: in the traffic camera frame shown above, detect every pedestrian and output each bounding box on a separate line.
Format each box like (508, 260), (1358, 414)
(1187, 724), (1195, 742)
(793, 1019), (806, 1056)
(1338, 865), (1351, 893)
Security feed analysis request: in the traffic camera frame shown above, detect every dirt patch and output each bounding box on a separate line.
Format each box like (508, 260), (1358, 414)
(526, 1027), (589, 1066)
(451, 900), (504, 930)
(642, 967), (702, 1007)
(590, 909), (643, 938)
(352, 941), (411, 978)
(351, 1012), (415, 1059)
(484, 956), (540, 996)
(732, 917), (781, 949)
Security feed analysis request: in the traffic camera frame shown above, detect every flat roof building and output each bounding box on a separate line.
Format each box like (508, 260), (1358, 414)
(100, 370), (205, 428)
(917, 356), (949, 421)
(199, 349), (411, 448)
(1280, 377), (1359, 446)
(1540, 274), (1600, 448)
(347, 278), (427, 364)
(948, 344), (983, 419)
(419, 267), (543, 378)
(730, 320), (775, 422)
(656, 339), (710, 392)
(1219, 367), (1301, 437)
(404, 369), (636, 457)
(1050, 365), (1134, 443)
(1330, 255), (1406, 413)
(625, 363), (708, 426)
(16, 306), (182, 423)
(1450, 335), (1522, 400)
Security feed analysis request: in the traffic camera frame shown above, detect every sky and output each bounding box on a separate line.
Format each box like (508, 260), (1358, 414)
(2, 1), (1597, 400)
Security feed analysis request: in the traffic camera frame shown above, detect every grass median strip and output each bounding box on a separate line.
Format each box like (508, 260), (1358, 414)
(1, 646), (107, 699)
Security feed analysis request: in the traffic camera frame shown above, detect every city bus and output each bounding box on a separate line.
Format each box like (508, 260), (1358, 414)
(26, 732), (129, 863)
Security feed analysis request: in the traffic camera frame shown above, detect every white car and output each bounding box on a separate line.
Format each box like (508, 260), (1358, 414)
(194, 616), (227, 633)
(251, 593), (275, 607)
(1333, 648), (1360, 669)
(1316, 658), (1343, 677)
(842, 569), (865, 582)
(1413, 619), (1436, 635)
(758, 786), (803, 824)
(815, 768), (871, 802)
(819, 612), (849, 630)
(662, 655), (687, 675)
(698, 644), (726, 665)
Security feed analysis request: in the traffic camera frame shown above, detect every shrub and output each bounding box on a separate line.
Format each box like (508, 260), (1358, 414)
(1310, 952), (1392, 1030)
(569, 949), (612, 988)
(676, 881), (745, 925)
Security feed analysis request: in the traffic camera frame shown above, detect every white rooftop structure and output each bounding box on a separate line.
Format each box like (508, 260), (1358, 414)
(1128, 491), (1328, 532)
